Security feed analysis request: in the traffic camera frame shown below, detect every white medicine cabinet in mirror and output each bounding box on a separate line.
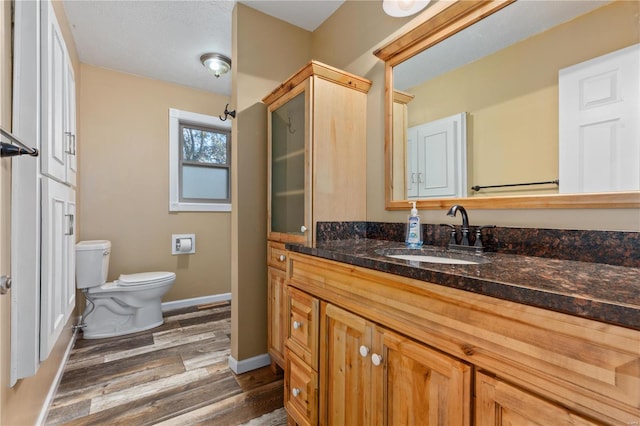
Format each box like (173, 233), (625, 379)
(375, 0), (640, 210)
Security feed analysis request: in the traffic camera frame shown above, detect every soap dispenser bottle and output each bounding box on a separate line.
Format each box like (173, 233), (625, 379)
(405, 201), (423, 248)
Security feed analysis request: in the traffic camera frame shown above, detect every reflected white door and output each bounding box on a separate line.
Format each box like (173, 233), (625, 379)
(559, 43), (640, 193)
(407, 113), (467, 198)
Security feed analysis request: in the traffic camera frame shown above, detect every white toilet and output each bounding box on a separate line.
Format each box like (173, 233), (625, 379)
(76, 240), (176, 339)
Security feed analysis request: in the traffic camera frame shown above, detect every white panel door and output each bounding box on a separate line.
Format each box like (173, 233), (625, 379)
(559, 43), (640, 193)
(65, 194), (76, 320)
(65, 60), (77, 187)
(406, 127), (419, 198)
(419, 121), (453, 196)
(10, 0), (41, 384)
(41, 178), (66, 361)
(41, 178), (75, 361)
(41, 1), (67, 183)
(407, 113), (467, 198)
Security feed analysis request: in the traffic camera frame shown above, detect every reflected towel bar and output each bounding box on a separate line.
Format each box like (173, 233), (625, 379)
(0, 127), (39, 158)
(471, 179), (559, 192)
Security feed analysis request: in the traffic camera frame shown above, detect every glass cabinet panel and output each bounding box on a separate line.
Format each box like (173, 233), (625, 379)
(271, 91), (306, 235)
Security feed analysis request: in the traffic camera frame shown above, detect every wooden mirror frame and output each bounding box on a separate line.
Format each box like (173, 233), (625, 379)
(374, 0), (640, 210)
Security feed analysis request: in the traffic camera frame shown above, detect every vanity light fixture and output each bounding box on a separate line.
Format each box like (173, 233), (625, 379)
(200, 53), (231, 78)
(383, 0), (431, 17)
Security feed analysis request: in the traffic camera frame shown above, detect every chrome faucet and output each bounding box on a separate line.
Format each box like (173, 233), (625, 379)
(446, 204), (470, 246)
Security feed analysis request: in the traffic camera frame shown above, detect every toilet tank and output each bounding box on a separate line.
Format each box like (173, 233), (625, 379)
(76, 240), (111, 289)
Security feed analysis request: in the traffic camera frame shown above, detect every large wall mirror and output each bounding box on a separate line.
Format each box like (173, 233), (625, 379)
(375, 0), (640, 210)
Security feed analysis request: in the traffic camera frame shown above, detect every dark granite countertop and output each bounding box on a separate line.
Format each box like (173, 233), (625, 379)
(286, 239), (640, 331)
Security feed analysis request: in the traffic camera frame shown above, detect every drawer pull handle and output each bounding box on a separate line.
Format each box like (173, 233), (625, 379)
(359, 345), (370, 357)
(371, 353), (383, 366)
(278, 254), (286, 262)
(292, 388), (301, 397)
(293, 321), (302, 330)
(300, 225), (307, 233)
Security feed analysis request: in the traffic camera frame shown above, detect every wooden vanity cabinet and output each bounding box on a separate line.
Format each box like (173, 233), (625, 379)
(284, 251), (640, 425)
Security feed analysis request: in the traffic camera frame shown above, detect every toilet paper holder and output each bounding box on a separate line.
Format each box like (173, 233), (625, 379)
(172, 234), (196, 255)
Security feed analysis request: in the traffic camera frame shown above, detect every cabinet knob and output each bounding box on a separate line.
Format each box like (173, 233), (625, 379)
(300, 225), (307, 233)
(293, 321), (302, 330)
(292, 388), (301, 397)
(278, 254), (286, 262)
(359, 345), (370, 357)
(371, 353), (383, 366)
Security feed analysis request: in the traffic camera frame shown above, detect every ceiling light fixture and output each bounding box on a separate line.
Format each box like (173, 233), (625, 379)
(200, 53), (231, 78)
(383, 0), (431, 17)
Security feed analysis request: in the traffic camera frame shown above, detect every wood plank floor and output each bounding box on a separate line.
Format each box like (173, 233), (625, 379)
(45, 302), (286, 425)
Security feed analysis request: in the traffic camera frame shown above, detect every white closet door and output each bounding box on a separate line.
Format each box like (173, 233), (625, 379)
(41, 1), (67, 183)
(406, 127), (419, 198)
(407, 113), (467, 198)
(65, 194), (76, 320)
(10, 0), (41, 384)
(41, 178), (66, 360)
(65, 60), (77, 187)
(41, 179), (75, 361)
(559, 43), (640, 193)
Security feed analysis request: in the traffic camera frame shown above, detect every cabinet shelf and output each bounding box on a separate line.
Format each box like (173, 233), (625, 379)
(274, 149), (305, 163)
(274, 189), (304, 197)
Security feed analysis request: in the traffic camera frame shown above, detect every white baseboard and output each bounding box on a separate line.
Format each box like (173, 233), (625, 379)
(37, 323), (79, 426)
(161, 293), (231, 312)
(228, 353), (271, 375)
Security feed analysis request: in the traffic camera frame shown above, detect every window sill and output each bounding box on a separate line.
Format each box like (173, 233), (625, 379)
(170, 202), (231, 212)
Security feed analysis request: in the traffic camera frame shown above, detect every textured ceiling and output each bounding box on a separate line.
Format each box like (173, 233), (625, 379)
(63, 0), (345, 96)
(393, 0), (610, 91)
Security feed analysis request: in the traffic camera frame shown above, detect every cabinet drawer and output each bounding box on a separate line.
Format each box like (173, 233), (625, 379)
(285, 349), (318, 426)
(267, 241), (288, 270)
(287, 287), (319, 370)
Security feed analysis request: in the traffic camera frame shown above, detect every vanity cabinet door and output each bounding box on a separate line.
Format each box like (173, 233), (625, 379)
(377, 329), (471, 425)
(321, 303), (373, 425)
(476, 372), (600, 426)
(267, 242), (289, 369)
(267, 266), (286, 369)
(320, 302), (471, 425)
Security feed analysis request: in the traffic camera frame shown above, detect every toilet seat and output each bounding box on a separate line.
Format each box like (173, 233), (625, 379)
(117, 271), (175, 287)
(86, 271), (176, 294)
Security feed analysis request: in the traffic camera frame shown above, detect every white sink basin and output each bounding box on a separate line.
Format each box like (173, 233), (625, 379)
(386, 254), (482, 265)
(375, 247), (490, 265)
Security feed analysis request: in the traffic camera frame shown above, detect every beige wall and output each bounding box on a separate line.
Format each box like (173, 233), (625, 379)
(408, 1), (638, 197)
(313, 0), (640, 231)
(78, 65), (231, 302)
(231, 4), (312, 361)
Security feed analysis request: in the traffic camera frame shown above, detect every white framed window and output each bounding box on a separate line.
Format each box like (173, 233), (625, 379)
(169, 108), (232, 212)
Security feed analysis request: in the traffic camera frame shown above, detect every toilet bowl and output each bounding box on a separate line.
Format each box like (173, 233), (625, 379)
(76, 240), (176, 339)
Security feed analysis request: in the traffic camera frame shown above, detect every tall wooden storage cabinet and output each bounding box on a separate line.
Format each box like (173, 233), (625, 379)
(263, 62), (371, 369)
